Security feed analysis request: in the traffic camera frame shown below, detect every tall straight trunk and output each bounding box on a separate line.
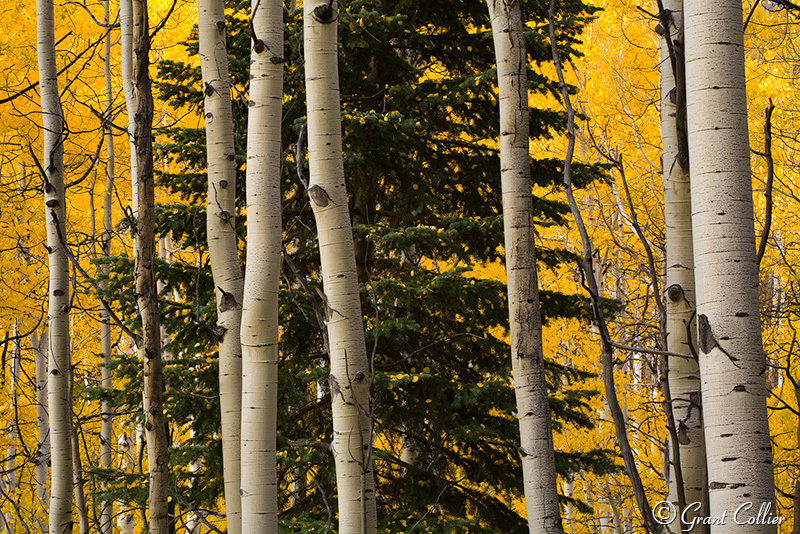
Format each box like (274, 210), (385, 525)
(197, 1), (244, 530)
(303, 3), (377, 532)
(486, 1), (564, 532)
(121, 0), (138, 215)
(32, 330), (50, 533)
(99, 2), (115, 532)
(684, 0), (775, 529)
(37, 0), (74, 530)
(132, 0), (169, 530)
(659, 0), (706, 524)
(239, 0), (283, 530)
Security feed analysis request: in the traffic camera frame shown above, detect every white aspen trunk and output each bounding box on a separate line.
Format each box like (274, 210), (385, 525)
(659, 0), (706, 525)
(132, 0), (170, 530)
(121, 0), (138, 215)
(563, 476), (574, 534)
(684, 0), (776, 529)
(239, 0), (283, 530)
(37, 0), (74, 529)
(185, 425), (203, 533)
(486, 1), (564, 532)
(197, 2), (244, 531)
(117, 433), (135, 534)
(32, 330), (50, 534)
(100, 3), (115, 532)
(303, 3), (377, 532)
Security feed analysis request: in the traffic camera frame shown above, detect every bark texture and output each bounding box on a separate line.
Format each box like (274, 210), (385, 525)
(198, 1), (244, 529)
(32, 331), (50, 534)
(304, 3), (377, 532)
(487, 1), (564, 532)
(659, 0), (706, 524)
(37, 0), (74, 530)
(684, 0), (775, 529)
(121, 0), (138, 215)
(239, 0), (283, 530)
(100, 2), (115, 530)
(132, 0), (169, 530)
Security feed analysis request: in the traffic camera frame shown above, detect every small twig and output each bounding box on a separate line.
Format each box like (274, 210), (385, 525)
(309, 469), (333, 534)
(277, 431), (330, 450)
(743, 0), (761, 32)
(149, 0), (179, 40)
(757, 99), (775, 266)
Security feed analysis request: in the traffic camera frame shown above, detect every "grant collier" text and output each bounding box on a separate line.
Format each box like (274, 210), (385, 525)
(682, 502), (785, 531)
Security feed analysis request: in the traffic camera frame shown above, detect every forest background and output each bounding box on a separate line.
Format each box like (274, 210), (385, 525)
(1, 0), (799, 532)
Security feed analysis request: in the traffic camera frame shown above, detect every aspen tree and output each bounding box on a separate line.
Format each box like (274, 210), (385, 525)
(37, 0), (74, 529)
(684, 0), (775, 529)
(121, 0), (138, 214)
(486, 0), (564, 532)
(99, 2), (115, 531)
(198, 0), (244, 529)
(658, 0), (706, 524)
(304, 2), (377, 531)
(32, 330), (49, 533)
(239, 0), (283, 529)
(132, 0), (170, 530)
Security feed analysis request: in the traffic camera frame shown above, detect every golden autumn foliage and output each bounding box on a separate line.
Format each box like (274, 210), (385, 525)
(2, 0), (800, 531)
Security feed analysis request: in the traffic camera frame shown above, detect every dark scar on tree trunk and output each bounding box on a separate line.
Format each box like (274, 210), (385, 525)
(698, 314), (740, 368)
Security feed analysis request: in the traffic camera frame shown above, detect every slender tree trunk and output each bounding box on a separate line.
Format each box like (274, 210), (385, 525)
(121, 0), (138, 215)
(304, 3), (377, 532)
(239, 0), (283, 530)
(37, 0), (74, 530)
(32, 330), (50, 534)
(197, 1), (244, 530)
(659, 0), (706, 527)
(684, 0), (775, 529)
(132, 0), (169, 530)
(486, 1), (564, 532)
(99, 2), (116, 532)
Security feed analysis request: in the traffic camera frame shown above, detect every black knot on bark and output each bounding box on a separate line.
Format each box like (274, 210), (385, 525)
(312, 2), (338, 23)
(666, 283), (683, 302)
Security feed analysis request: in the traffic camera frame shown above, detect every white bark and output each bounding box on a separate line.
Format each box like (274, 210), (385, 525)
(32, 330), (50, 533)
(486, 1), (564, 532)
(117, 433), (135, 534)
(659, 0), (706, 525)
(198, 1), (244, 530)
(303, 3), (377, 532)
(684, 0), (775, 529)
(239, 0), (283, 530)
(99, 3), (115, 532)
(37, 0), (74, 529)
(121, 0), (138, 216)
